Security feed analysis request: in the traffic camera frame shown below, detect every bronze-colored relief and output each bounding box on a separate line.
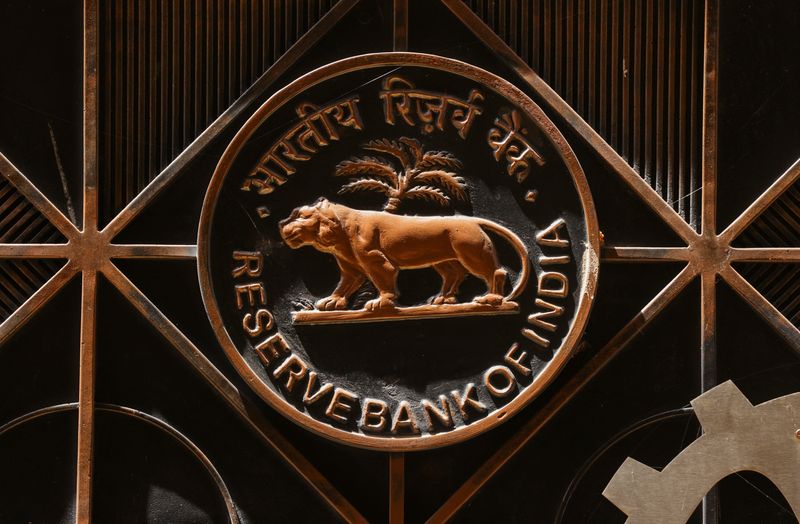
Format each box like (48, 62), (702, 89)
(198, 52), (599, 450)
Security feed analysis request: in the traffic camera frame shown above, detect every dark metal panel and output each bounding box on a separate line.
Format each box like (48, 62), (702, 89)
(97, 0), (339, 223)
(463, 0), (705, 228)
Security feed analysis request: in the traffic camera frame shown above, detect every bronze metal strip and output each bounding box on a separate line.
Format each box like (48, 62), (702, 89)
(125, 0), (136, 206)
(84, 0), (99, 233)
(610, 0), (620, 146)
(655, 0), (665, 197)
(106, 244), (198, 260)
(643, 0), (653, 182)
(666, 0), (677, 207)
(729, 247), (800, 262)
(0, 244), (71, 258)
(77, 1), (100, 519)
(427, 265), (698, 523)
(602, 246), (692, 262)
(102, 261), (367, 523)
(393, 0), (408, 52)
(102, 0), (360, 241)
(700, 271), (717, 386)
(701, 0), (718, 239)
(389, 453), (405, 524)
(677, 0), (689, 221)
(441, 0), (699, 245)
(700, 0), (720, 517)
(76, 270), (97, 524)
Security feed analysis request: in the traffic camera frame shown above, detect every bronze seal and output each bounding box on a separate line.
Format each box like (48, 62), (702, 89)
(198, 53), (599, 450)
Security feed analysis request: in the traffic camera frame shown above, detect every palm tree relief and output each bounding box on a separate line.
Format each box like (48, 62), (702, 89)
(335, 138), (467, 213)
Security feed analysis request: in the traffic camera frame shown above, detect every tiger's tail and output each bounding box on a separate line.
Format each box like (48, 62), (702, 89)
(476, 219), (531, 301)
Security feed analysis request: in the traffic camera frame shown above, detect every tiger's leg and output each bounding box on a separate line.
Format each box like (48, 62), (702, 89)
(430, 261), (467, 305)
(453, 233), (505, 305)
(316, 259), (365, 311)
(358, 250), (399, 311)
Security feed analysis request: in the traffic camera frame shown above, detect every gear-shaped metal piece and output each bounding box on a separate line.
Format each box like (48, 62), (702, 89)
(603, 381), (800, 523)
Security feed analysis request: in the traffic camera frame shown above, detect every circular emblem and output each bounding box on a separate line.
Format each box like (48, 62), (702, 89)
(198, 53), (599, 450)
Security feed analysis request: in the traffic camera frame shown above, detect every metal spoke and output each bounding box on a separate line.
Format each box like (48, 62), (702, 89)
(700, 271), (718, 398)
(701, 0), (719, 239)
(76, 1), (100, 521)
(106, 244), (197, 260)
(76, 269), (97, 524)
(389, 453), (405, 524)
(427, 264), (698, 523)
(700, 0), (721, 518)
(393, 0), (408, 52)
(602, 246), (692, 262)
(0, 244), (71, 258)
(729, 247), (800, 262)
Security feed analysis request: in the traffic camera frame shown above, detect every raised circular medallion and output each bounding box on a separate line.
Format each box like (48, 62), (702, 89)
(198, 53), (599, 450)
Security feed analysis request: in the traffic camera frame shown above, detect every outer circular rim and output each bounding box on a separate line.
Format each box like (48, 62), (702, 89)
(198, 52), (600, 451)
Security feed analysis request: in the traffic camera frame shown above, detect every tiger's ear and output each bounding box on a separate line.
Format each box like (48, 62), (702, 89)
(313, 197), (330, 208)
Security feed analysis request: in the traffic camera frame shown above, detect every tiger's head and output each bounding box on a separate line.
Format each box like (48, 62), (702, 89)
(279, 198), (341, 251)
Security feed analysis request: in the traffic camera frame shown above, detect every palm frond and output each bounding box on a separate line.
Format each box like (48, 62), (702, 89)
(417, 150), (462, 171)
(334, 158), (399, 186)
(399, 137), (423, 165)
(411, 170), (468, 201)
(404, 185), (451, 207)
(337, 178), (395, 196)
(362, 138), (410, 168)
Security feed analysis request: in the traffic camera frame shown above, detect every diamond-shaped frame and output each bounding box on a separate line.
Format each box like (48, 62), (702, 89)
(0, 1), (798, 522)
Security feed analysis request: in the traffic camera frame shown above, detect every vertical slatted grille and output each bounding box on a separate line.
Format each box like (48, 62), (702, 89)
(738, 182), (800, 327)
(98, 0), (338, 223)
(0, 178), (65, 321)
(739, 183), (800, 248)
(464, 0), (705, 228)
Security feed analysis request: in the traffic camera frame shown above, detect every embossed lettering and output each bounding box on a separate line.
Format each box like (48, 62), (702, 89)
(302, 371), (334, 406)
(391, 400), (421, 434)
(451, 383), (488, 421)
(484, 365), (516, 398)
(360, 398), (390, 433)
(536, 218), (570, 248)
(231, 251), (263, 278)
(421, 396), (454, 431)
(538, 272), (568, 298)
(504, 343), (532, 377)
(254, 333), (290, 367)
(325, 387), (358, 424)
(273, 354), (308, 392)
(235, 282), (266, 309)
(242, 308), (274, 337)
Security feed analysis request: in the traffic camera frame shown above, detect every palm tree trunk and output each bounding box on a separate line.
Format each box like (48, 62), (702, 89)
(384, 197), (401, 213)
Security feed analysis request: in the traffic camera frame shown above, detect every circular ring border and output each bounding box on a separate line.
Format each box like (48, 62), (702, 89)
(198, 52), (600, 451)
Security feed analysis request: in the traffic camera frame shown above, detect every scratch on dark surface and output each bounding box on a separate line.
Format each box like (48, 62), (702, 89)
(734, 472), (794, 516)
(48, 120), (77, 224)
(238, 199), (260, 234)
(668, 185), (703, 207)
